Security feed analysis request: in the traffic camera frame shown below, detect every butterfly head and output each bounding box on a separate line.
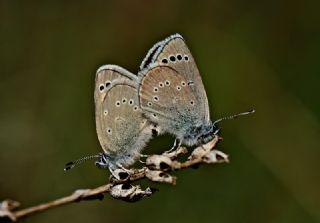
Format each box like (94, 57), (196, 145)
(182, 109), (255, 146)
(183, 122), (219, 146)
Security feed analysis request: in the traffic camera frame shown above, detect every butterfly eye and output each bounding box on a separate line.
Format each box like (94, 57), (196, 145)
(152, 113), (157, 118)
(165, 80), (170, 86)
(115, 101), (121, 107)
(169, 55), (176, 62)
(159, 82), (164, 88)
(153, 96), (159, 101)
(177, 54), (182, 60)
(99, 84), (105, 91)
(153, 87), (159, 92)
(129, 99), (134, 105)
(161, 58), (168, 64)
(107, 128), (112, 135)
(181, 81), (186, 86)
(176, 85), (182, 91)
(190, 100), (195, 106)
(133, 106), (138, 111)
(104, 110), (108, 115)
(184, 55), (189, 61)
(122, 98), (127, 104)
(147, 102), (152, 107)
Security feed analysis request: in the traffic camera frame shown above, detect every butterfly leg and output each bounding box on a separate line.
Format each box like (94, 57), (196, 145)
(139, 159), (146, 164)
(108, 166), (121, 180)
(139, 154), (147, 164)
(116, 163), (130, 172)
(107, 163), (133, 180)
(165, 138), (182, 154)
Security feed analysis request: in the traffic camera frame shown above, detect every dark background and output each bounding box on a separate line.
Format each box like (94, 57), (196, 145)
(1, 1), (319, 222)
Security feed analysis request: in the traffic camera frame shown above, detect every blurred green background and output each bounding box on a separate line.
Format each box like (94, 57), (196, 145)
(1, 1), (320, 222)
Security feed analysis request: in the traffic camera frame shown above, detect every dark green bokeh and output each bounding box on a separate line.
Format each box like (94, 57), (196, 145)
(1, 1), (319, 222)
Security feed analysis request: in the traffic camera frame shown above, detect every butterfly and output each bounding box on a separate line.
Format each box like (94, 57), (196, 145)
(137, 34), (215, 151)
(64, 64), (158, 176)
(64, 34), (254, 176)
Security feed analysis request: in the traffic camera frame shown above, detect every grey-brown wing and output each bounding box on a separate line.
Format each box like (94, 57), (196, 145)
(95, 65), (153, 165)
(139, 34), (210, 123)
(139, 66), (200, 136)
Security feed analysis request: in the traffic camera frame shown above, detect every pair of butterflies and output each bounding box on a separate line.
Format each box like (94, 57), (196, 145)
(65, 34), (254, 175)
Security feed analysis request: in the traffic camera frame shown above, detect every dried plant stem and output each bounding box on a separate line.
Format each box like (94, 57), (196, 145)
(15, 185), (112, 219)
(0, 136), (228, 222)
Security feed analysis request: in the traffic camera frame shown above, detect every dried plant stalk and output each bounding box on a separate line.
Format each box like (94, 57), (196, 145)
(0, 136), (228, 222)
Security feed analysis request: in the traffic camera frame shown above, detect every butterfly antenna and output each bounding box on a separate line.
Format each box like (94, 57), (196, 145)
(64, 154), (101, 171)
(213, 109), (255, 125)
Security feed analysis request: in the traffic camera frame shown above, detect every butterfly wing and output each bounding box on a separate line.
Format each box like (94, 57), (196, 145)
(139, 34), (210, 123)
(95, 65), (153, 167)
(138, 35), (210, 138)
(139, 65), (202, 138)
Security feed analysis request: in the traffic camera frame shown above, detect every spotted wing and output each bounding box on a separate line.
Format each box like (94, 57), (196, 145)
(139, 34), (210, 123)
(139, 66), (202, 136)
(95, 65), (153, 163)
